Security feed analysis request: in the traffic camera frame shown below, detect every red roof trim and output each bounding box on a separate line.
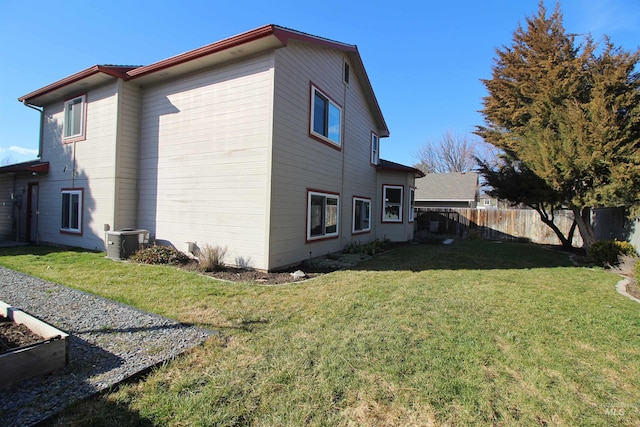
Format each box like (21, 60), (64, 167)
(376, 159), (425, 178)
(96, 65), (138, 79)
(351, 53), (388, 137)
(30, 162), (49, 174)
(270, 26), (388, 135)
(19, 26), (363, 102)
(271, 26), (358, 52)
(18, 65), (136, 103)
(126, 25), (279, 79)
(0, 160), (49, 175)
(126, 25), (359, 80)
(18, 25), (388, 136)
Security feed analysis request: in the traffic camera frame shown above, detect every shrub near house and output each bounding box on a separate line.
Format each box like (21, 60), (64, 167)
(589, 240), (636, 266)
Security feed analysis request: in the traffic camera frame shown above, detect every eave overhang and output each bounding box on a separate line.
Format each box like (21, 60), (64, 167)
(18, 66), (138, 107)
(0, 160), (49, 175)
(376, 159), (425, 178)
(18, 25), (389, 137)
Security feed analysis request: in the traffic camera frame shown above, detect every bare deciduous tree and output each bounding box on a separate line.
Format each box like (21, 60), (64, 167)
(1, 156), (17, 166)
(414, 131), (491, 173)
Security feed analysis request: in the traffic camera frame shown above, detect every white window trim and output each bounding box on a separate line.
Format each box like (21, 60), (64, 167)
(63, 95), (86, 140)
(61, 189), (83, 233)
(310, 85), (342, 147)
(352, 197), (372, 234)
(382, 185), (403, 223)
(371, 132), (379, 165)
(307, 190), (340, 241)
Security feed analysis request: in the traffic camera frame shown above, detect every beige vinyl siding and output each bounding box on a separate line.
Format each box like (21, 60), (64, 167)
(137, 53), (274, 270)
(269, 41), (381, 268)
(37, 81), (119, 251)
(340, 57), (380, 239)
(377, 171), (416, 242)
(0, 175), (15, 239)
(113, 80), (141, 230)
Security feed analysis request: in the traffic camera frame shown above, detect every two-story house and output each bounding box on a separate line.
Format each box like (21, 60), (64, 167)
(4, 25), (422, 271)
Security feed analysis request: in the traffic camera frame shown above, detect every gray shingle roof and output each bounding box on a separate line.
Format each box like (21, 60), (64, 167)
(414, 172), (479, 201)
(376, 159), (425, 177)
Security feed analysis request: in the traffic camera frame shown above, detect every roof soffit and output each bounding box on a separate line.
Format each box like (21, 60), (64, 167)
(127, 33), (285, 86)
(0, 160), (49, 175)
(18, 25), (389, 135)
(19, 66), (135, 107)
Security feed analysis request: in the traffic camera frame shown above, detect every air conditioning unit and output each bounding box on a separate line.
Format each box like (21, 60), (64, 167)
(106, 229), (149, 260)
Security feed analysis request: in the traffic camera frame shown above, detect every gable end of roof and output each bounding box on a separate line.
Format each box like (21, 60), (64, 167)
(18, 25), (389, 136)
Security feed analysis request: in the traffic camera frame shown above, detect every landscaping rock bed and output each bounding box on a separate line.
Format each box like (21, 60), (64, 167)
(0, 267), (212, 426)
(183, 253), (373, 285)
(626, 280), (640, 300)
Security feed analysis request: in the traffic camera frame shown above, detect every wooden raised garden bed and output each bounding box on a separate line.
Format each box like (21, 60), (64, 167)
(0, 300), (69, 389)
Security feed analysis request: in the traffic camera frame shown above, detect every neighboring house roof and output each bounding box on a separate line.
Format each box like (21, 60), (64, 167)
(376, 159), (425, 178)
(18, 24), (389, 137)
(414, 172), (479, 202)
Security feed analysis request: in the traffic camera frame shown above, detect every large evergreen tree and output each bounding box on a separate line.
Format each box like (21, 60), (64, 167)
(476, 152), (577, 248)
(476, 2), (640, 249)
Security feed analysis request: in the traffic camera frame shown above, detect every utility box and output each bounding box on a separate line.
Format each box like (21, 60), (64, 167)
(106, 229), (149, 260)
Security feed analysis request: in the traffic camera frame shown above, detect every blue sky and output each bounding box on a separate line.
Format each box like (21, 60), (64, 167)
(0, 0), (638, 167)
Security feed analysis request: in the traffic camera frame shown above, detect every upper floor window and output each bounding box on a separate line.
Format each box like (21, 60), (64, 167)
(382, 185), (403, 223)
(63, 95), (86, 140)
(310, 85), (341, 146)
(371, 133), (379, 165)
(61, 188), (83, 234)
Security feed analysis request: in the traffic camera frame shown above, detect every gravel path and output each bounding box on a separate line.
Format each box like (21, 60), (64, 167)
(0, 267), (213, 426)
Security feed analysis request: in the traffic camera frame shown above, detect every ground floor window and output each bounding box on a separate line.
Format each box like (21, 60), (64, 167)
(352, 197), (371, 233)
(382, 185), (403, 223)
(307, 190), (339, 240)
(61, 189), (82, 233)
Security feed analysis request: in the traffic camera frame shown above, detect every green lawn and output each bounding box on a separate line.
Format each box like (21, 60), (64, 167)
(1, 241), (638, 426)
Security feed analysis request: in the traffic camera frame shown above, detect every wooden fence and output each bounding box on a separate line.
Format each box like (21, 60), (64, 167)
(416, 207), (638, 247)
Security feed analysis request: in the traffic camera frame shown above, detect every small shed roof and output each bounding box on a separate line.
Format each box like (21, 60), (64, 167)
(414, 172), (479, 202)
(376, 159), (425, 178)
